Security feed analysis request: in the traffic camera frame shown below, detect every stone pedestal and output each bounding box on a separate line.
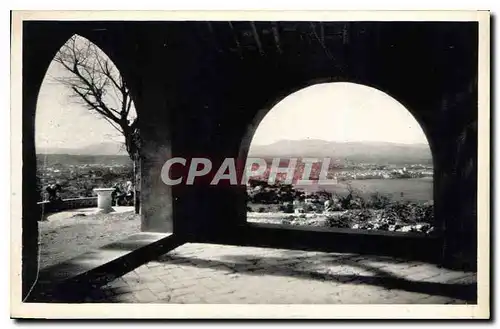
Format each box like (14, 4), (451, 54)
(93, 188), (115, 214)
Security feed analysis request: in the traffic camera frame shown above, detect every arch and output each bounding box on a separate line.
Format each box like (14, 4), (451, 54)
(30, 31), (174, 234)
(35, 34), (138, 154)
(21, 27), (80, 299)
(20, 21), (479, 300)
(239, 81), (436, 168)
(240, 81), (435, 229)
(24, 32), (144, 296)
(26, 31), (141, 176)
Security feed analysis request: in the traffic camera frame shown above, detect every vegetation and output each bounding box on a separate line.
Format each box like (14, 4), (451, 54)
(36, 161), (133, 201)
(246, 179), (435, 234)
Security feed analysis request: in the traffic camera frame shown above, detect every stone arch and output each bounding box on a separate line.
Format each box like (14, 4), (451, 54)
(238, 80), (436, 168)
(238, 82), (435, 214)
(22, 29), (141, 299)
(232, 78), (442, 236)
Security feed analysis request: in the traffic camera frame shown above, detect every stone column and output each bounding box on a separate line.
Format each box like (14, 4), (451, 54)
(93, 188), (115, 214)
(134, 77), (174, 233)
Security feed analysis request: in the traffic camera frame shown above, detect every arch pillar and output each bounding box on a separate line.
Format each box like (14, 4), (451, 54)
(21, 74), (39, 300)
(21, 26), (73, 299)
(133, 79), (174, 233)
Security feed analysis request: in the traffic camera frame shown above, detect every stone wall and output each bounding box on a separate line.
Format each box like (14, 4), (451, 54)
(37, 197), (98, 214)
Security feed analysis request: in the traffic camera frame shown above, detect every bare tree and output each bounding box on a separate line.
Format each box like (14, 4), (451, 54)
(53, 35), (141, 213)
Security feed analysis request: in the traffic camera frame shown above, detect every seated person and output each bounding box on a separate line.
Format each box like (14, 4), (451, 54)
(46, 183), (62, 202)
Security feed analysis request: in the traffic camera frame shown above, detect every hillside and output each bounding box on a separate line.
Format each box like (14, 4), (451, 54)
(36, 154), (132, 167)
(37, 139), (433, 166)
(248, 139), (432, 165)
(37, 141), (128, 156)
(37, 141), (131, 166)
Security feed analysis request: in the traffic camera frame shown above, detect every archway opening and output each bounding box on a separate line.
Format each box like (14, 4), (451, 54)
(245, 82), (434, 234)
(35, 35), (141, 269)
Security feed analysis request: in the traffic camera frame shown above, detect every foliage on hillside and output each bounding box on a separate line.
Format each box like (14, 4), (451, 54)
(37, 164), (133, 200)
(246, 179), (434, 234)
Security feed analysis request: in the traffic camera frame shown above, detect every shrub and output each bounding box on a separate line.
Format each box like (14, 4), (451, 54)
(348, 197), (364, 209)
(354, 209), (373, 222)
(279, 202), (294, 213)
(382, 201), (413, 223)
(336, 209), (373, 224)
(339, 192), (352, 210)
(368, 192), (392, 209)
(316, 189), (333, 201)
(379, 201), (434, 224)
(326, 215), (351, 228)
(338, 184), (367, 210)
(303, 203), (315, 212)
(413, 203), (434, 224)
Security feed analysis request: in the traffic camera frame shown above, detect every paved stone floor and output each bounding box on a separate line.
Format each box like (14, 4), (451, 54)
(82, 243), (477, 304)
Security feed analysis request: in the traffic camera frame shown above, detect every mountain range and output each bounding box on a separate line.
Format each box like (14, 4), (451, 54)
(37, 139), (432, 165)
(37, 142), (128, 156)
(248, 139), (432, 165)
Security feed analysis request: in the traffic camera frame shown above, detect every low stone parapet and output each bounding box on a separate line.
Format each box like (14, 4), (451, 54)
(37, 197), (98, 214)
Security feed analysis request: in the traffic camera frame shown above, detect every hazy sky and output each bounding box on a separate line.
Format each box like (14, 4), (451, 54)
(36, 39), (428, 150)
(36, 66), (125, 151)
(35, 36), (129, 151)
(251, 83), (428, 146)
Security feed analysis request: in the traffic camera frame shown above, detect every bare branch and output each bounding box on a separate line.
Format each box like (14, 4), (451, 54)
(52, 34), (140, 158)
(125, 92), (133, 117)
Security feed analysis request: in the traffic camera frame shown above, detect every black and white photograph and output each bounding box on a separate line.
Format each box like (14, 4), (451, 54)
(9, 10), (490, 319)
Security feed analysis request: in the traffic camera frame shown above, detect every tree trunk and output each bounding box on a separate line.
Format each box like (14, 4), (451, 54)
(133, 155), (141, 214)
(125, 127), (141, 215)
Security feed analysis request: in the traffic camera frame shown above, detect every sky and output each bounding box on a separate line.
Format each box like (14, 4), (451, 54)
(250, 83), (428, 146)
(35, 38), (429, 150)
(36, 65), (125, 151)
(35, 36), (129, 151)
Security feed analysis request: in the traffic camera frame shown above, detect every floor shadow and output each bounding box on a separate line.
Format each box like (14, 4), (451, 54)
(25, 234), (182, 303)
(154, 252), (477, 302)
(77, 249), (476, 304)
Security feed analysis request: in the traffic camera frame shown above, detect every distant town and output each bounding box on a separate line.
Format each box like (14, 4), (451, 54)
(36, 154), (133, 200)
(249, 158), (433, 184)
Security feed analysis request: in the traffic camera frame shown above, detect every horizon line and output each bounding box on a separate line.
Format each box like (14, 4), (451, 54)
(250, 139), (430, 147)
(38, 138), (430, 151)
